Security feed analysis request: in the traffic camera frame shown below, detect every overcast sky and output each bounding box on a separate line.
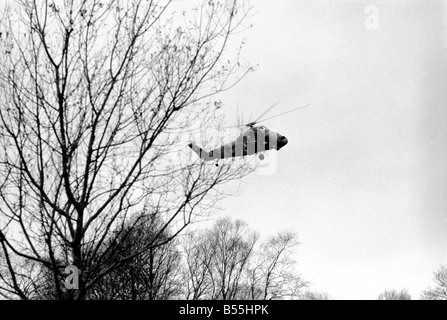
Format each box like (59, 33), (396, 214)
(192, 0), (447, 299)
(2, 0), (445, 300)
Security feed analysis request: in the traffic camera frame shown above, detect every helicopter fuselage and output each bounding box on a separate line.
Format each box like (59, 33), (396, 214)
(188, 125), (288, 161)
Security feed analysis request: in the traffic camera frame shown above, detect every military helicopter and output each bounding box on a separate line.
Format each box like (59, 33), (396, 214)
(188, 103), (310, 165)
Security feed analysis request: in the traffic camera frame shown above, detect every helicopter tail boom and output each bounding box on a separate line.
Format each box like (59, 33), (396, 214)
(188, 142), (214, 161)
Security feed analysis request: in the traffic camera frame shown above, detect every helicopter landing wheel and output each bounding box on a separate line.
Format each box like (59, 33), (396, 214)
(258, 153), (265, 161)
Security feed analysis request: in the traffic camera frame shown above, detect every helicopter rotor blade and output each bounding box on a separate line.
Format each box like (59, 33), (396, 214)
(222, 103), (311, 129)
(247, 101), (280, 126)
(221, 102), (279, 129)
(253, 103), (311, 124)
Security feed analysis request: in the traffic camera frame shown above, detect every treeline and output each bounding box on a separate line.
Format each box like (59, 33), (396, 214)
(3, 214), (445, 300)
(377, 265), (447, 300)
(18, 217), (327, 300)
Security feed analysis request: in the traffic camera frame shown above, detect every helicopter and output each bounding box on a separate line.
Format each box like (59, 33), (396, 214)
(188, 103), (310, 165)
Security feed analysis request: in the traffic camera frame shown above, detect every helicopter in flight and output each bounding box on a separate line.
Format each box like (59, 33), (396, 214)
(188, 102), (310, 165)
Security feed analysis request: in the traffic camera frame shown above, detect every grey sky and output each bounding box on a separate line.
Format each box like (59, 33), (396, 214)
(204, 0), (447, 299)
(1, 0), (445, 300)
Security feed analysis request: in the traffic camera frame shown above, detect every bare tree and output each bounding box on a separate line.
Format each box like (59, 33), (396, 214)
(245, 231), (307, 300)
(377, 288), (411, 300)
(181, 230), (214, 300)
(89, 215), (183, 300)
(299, 290), (331, 300)
(421, 265), (447, 300)
(0, 0), (253, 300)
(181, 217), (308, 300)
(182, 217), (257, 300)
(206, 217), (258, 300)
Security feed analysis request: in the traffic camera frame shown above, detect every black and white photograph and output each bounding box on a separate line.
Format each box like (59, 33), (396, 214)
(0, 0), (446, 305)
